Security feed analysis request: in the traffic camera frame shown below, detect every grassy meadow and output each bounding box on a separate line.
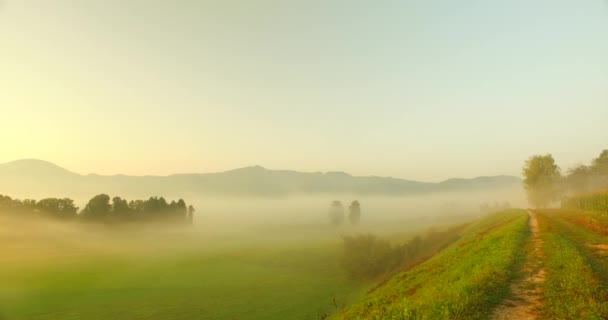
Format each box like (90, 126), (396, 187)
(0, 192), (494, 320)
(6, 198), (608, 320)
(0, 216), (377, 320)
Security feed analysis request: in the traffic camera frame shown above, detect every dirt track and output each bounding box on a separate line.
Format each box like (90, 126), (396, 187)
(491, 210), (545, 320)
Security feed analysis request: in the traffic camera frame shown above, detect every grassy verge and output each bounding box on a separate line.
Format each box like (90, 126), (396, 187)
(536, 211), (608, 319)
(337, 210), (528, 320)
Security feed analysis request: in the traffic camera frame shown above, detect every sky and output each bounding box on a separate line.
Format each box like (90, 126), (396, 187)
(1, 0), (607, 181)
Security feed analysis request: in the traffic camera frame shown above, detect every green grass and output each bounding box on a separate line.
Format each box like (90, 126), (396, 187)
(0, 233), (368, 320)
(536, 211), (608, 319)
(337, 209), (529, 320)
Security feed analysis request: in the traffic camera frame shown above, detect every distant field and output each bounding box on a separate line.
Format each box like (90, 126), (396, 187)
(0, 218), (376, 320)
(1, 247), (367, 320)
(14, 207), (608, 320)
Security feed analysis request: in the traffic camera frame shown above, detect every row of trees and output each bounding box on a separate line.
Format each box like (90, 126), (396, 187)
(0, 194), (195, 224)
(522, 149), (608, 208)
(329, 200), (361, 226)
(0, 195), (78, 219)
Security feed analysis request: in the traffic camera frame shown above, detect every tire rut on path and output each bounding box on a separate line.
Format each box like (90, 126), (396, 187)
(491, 210), (545, 320)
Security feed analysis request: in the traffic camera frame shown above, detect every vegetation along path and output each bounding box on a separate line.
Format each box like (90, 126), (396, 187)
(492, 210), (545, 320)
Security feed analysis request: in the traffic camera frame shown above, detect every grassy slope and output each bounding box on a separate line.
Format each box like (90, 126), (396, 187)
(0, 240), (367, 320)
(338, 210), (528, 320)
(537, 210), (608, 319)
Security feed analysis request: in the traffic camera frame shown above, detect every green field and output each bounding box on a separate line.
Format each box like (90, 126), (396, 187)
(9, 207), (608, 320)
(0, 220), (376, 320)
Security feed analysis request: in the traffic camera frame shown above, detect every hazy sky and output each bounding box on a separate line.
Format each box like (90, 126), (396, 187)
(1, 1), (607, 181)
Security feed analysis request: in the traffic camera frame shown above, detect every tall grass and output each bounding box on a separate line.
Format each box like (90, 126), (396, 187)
(561, 191), (608, 213)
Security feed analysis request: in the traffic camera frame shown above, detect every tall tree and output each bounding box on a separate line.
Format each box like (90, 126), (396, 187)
(187, 205), (195, 224)
(348, 200), (361, 226)
(522, 154), (562, 208)
(175, 199), (187, 218)
(329, 200), (345, 226)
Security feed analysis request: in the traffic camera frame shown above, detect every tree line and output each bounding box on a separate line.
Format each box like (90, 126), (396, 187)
(0, 194), (194, 224)
(522, 149), (608, 208)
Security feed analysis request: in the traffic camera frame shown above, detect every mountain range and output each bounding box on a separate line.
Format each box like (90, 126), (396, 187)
(0, 159), (522, 200)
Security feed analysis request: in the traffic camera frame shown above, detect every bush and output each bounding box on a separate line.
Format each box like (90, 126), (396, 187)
(341, 226), (464, 280)
(341, 234), (395, 279)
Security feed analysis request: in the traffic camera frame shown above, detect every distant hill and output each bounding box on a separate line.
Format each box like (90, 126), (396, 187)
(0, 159), (522, 200)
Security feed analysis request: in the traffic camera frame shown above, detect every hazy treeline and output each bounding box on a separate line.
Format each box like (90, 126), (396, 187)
(0, 193), (194, 224)
(522, 149), (608, 208)
(341, 225), (464, 280)
(479, 201), (511, 214)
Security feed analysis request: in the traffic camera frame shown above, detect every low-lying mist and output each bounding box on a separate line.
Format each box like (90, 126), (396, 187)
(191, 188), (526, 232)
(0, 185), (524, 319)
(0, 187), (525, 263)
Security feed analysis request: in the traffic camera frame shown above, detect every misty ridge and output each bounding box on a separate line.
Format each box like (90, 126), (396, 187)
(0, 159), (522, 201)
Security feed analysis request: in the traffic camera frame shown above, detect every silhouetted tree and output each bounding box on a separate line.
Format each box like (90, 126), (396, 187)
(329, 200), (344, 226)
(128, 200), (144, 214)
(81, 194), (112, 219)
(0, 195), (18, 211)
(1, 193), (194, 225)
(22, 199), (37, 210)
(37, 198), (78, 219)
(187, 205), (195, 224)
(348, 200), (361, 226)
(112, 196), (131, 220)
(143, 196), (171, 216)
(158, 197), (168, 211)
(173, 199), (187, 219)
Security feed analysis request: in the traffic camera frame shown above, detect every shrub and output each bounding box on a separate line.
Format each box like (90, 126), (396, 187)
(341, 226), (464, 280)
